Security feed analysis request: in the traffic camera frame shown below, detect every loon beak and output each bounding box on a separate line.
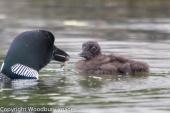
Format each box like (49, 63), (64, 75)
(52, 46), (70, 62)
(79, 52), (86, 58)
(79, 51), (90, 60)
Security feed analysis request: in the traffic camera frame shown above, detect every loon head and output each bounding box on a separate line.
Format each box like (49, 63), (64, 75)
(1, 30), (69, 79)
(79, 41), (101, 60)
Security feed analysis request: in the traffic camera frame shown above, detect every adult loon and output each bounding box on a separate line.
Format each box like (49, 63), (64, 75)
(76, 41), (149, 75)
(0, 30), (69, 79)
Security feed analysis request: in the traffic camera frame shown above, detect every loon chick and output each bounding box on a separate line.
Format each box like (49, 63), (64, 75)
(1, 30), (69, 79)
(76, 41), (149, 75)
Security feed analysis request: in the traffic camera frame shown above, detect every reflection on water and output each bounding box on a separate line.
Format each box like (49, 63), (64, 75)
(0, 0), (170, 113)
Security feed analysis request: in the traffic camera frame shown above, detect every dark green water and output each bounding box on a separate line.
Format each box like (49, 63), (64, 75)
(0, 0), (170, 113)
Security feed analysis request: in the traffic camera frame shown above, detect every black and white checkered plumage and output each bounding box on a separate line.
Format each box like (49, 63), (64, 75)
(11, 64), (38, 79)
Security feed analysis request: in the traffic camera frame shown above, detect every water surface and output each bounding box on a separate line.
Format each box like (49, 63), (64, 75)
(0, 0), (170, 113)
